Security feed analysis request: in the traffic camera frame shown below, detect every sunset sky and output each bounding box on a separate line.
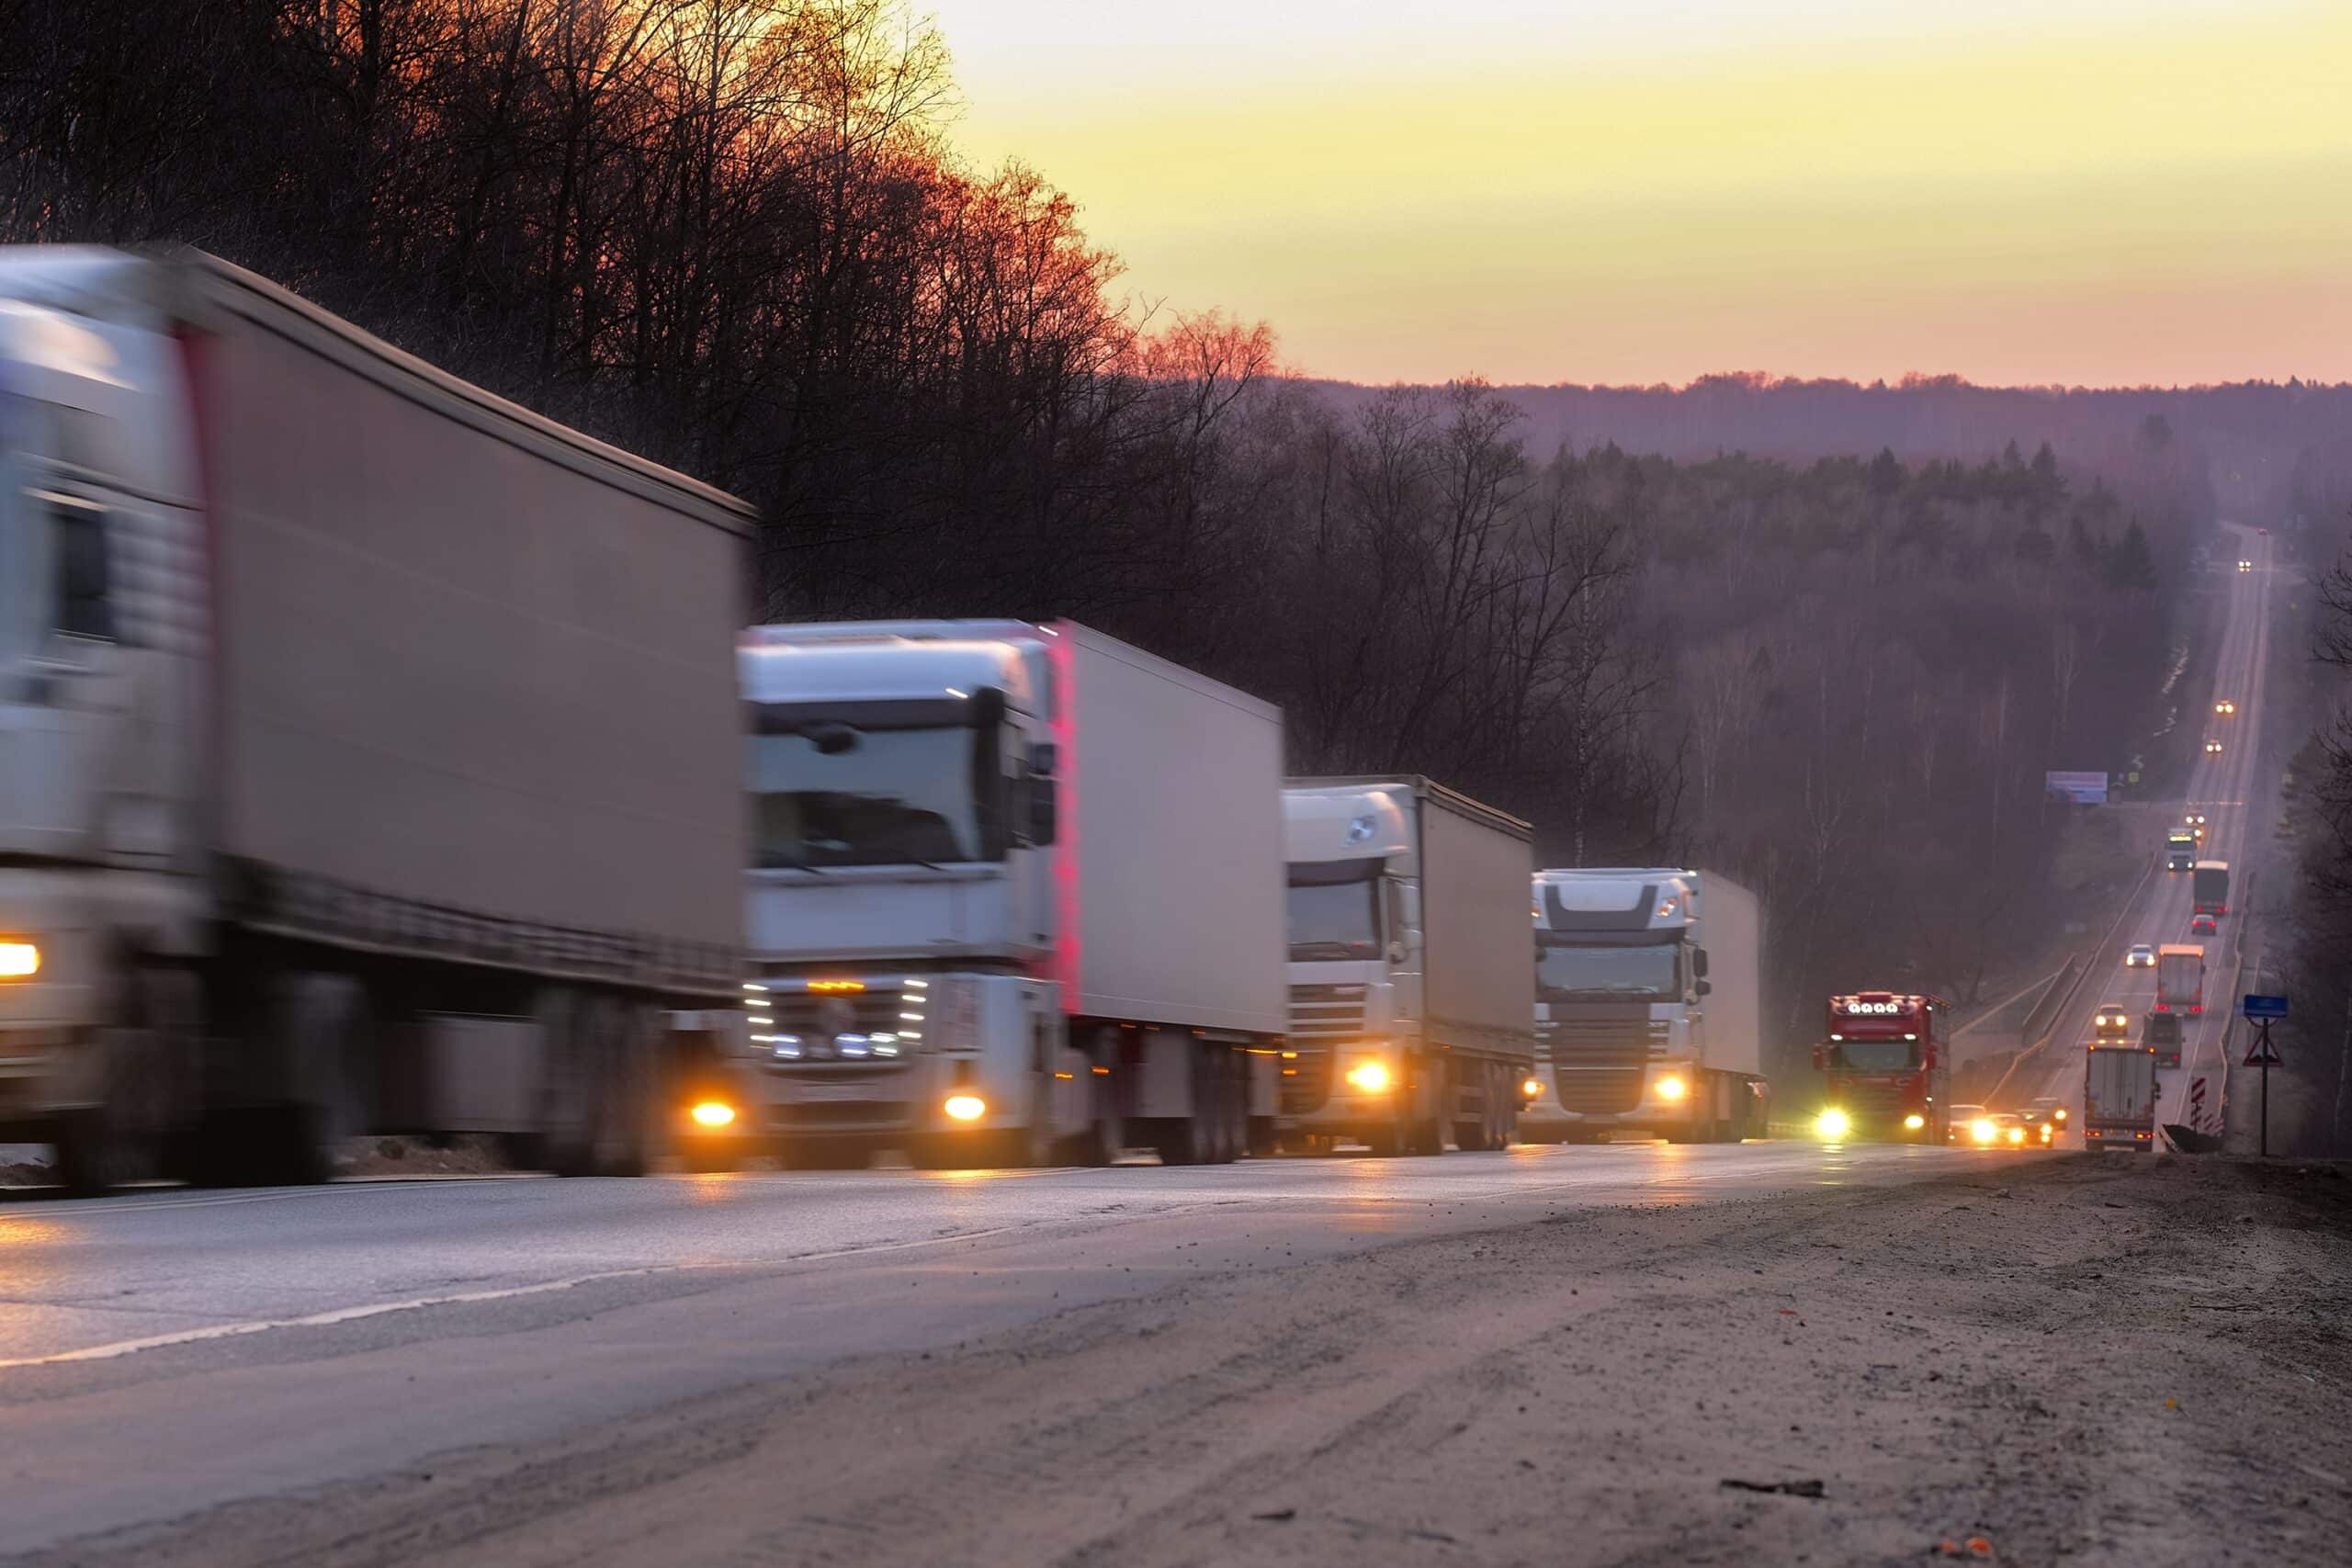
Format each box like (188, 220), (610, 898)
(924, 0), (2350, 389)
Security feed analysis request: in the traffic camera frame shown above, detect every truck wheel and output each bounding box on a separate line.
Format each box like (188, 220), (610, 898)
(1246, 1115), (1278, 1157)
(1076, 1074), (1125, 1167)
(59, 964), (204, 1195)
(1212, 1050), (1245, 1165)
(536, 987), (601, 1177)
(1449, 1060), (1485, 1152)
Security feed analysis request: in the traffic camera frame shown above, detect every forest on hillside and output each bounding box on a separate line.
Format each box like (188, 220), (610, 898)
(0, 0), (2295, 1066)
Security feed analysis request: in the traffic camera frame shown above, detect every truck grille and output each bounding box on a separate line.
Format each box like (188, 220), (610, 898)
(1540, 1008), (1669, 1115)
(752, 986), (916, 1060)
(1288, 984), (1366, 1040)
(1279, 1047), (1334, 1114)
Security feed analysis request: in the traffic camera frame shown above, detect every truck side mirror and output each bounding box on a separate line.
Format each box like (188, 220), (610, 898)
(1026, 778), (1058, 846)
(1693, 948), (1710, 978)
(1695, 978), (1713, 997)
(1030, 740), (1057, 776)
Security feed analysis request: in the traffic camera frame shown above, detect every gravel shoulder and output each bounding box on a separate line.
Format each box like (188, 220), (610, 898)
(28, 1156), (2351, 1568)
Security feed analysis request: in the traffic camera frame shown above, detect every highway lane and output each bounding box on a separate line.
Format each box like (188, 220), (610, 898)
(0, 1137), (2048, 1555)
(2008, 521), (2277, 1134)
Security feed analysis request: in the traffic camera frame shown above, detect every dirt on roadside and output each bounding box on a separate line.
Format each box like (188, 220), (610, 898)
(37, 1156), (2352, 1568)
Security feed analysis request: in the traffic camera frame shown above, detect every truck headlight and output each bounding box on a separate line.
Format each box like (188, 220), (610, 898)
(1345, 1062), (1391, 1092)
(2053, 1107), (2068, 1122)
(944, 1094), (988, 1122)
(1521, 1077), (1544, 1099)
(1970, 1118), (1996, 1145)
(1654, 1074), (1687, 1101)
(0, 941), (38, 979)
(1815, 1108), (1851, 1139)
(689, 1100), (736, 1128)
(1903, 1113), (1926, 1131)
(2007, 1125), (2026, 1145)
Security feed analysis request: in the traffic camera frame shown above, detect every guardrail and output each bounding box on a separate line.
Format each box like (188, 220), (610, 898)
(1985, 854), (2159, 1105)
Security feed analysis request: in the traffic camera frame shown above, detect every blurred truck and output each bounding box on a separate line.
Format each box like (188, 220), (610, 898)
(1810, 991), (1950, 1142)
(2143, 1009), (2185, 1069)
(2193, 859), (2231, 917)
(1522, 869), (1767, 1142)
(2165, 829), (2197, 872)
(738, 621), (1285, 1168)
(2154, 943), (2206, 1016)
(1280, 778), (1533, 1156)
(0, 247), (753, 1191)
(2083, 1043), (2157, 1150)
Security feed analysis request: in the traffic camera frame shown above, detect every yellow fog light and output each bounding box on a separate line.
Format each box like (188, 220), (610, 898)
(1815, 1108), (1851, 1140)
(944, 1093), (988, 1122)
(1345, 1062), (1391, 1092)
(1970, 1118), (1996, 1145)
(1654, 1074), (1688, 1101)
(0, 942), (38, 979)
(1903, 1113), (1926, 1131)
(2007, 1125), (2026, 1145)
(1521, 1077), (1544, 1099)
(689, 1100), (736, 1128)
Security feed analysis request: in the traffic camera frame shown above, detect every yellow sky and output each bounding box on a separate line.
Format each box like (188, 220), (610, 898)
(922, 0), (2350, 386)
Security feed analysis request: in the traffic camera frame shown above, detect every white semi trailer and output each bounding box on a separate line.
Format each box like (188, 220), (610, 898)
(0, 248), (754, 1190)
(1522, 868), (1768, 1142)
(1281, 778), (1535, 1156)
(739, 621), (1286, 1168)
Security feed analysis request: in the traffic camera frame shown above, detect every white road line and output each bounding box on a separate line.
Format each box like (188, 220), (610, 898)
(0, 1224), (1034, 1371)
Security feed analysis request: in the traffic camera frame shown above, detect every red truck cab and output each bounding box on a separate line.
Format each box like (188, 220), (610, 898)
(1812, 993), (1949, 1141)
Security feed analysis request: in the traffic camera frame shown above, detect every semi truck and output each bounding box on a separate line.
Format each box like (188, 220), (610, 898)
(2165, 829), (2197, 872)
(2083, 1043), (2157, 1150)
(1523, 868), (1767, 1143)
(0, 247), (754, 1191)
(1810, 992), (1949, 1142)
(738, 620), (1285, 1168)
(1281, 778), (1534, 1156)
(2154, 943), (2206, 1016)
(2193, 860), (2231, 917)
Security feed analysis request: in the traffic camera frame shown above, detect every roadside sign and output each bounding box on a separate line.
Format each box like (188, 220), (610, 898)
(2243, 995), (2289, 1020)
(2045, 771), (2108, 805)
(2244, 1033), (2282, 1067)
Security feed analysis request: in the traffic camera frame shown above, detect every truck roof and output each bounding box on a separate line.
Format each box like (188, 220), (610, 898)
(2194, 859), (2229, 873)
(1285, 777), (1529, 843)
(739, 635), (1041, 715)
(2157, 942), (2206, 957)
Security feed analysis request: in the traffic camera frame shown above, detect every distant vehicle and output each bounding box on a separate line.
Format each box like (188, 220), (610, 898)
(2093, 1002), (2131, 1037)
(2155, 944), (2206, 1014)
(1811, 992), (1948, 1142)
(2205, 739), (2225, 755)
(2165, 829), (2198, 871)
(2189, 911), (2217, 936)
(2214, 700), (2237, 716)
(2085, 1044), (2157, 1150)
(2021, 1096), (2069, 1134)
(2144, 1010), (2184, 1069)
(2238, 558), (2253, 572)
(1987, 1111), (2031, 1147)
(1947, 1103), (1990, 1144)
(2185, 811), (2209, 841)
(2193, 860), (2230, 916)
(2125, 944), (2155, 968)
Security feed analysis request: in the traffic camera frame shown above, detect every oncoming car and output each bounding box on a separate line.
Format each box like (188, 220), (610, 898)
(2125, 943), (2155, 968)
(2093, 1002), (2131, 1038)
(1946, 1103), (1989, 1144)
(2206, 739), (2225, 755)
(2214, 700), (2237, 716)
(2238, 558), (2253, 572)
(1987, 1111), (2032, 1147)
(2021, 1097), (2068, 1139)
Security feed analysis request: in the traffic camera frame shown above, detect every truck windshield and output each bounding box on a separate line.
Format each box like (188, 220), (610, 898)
(1535, 942), (1680, 999)
(749, 724), (988, 867)
(1287, 859), (1381, 960)
(1828, 1040), (1918, 1072)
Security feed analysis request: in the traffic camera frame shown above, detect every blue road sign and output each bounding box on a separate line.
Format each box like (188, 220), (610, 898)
(2243, 994), (2289, 1020)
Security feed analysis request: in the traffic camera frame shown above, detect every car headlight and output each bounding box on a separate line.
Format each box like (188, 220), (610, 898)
(2054, 1107), (2068, 1122)
(1970, 1118), (1996, 1144)
(1345, 1062), (1391, 1092)
(0, 941), (39, 979)
(1521, 1077), (1544, 1099)
(2007, 1125), (2025, 1145)
(1903, 1113), (1926, 1131)
(944, 1094), (987, 1122)
(1815, 1108), (1851, 1139)
(1654, 1074), (1688, 1101)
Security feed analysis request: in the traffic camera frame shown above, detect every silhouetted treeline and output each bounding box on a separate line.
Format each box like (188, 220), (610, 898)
(4, 1), (2225, 1074)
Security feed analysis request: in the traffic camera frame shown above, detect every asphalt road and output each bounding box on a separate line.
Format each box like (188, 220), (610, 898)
(2007, 521), (2279, 1132)
(0, 1136), (2049, 1556)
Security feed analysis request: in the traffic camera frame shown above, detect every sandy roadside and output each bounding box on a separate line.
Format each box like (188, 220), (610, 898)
(33, 1156), (2351, 1568)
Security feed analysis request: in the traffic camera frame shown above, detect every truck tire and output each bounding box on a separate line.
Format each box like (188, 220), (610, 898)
(1150, 1043), (1223, 1166)
(1076, 1073), (1125, 1167)
(207, 971), (371, 1188)
(1449, 1059), (1485, 1152)
(58, 964), (203, 1196)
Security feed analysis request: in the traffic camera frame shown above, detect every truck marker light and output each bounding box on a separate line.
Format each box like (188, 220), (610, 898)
(1091, 1065), (1111, 1076)
(904, 978), (929, 988)
(1903, 1113), (1926, 1131)
(1655, 1075), (1688, 1101)
(742, 982), (769, 993)
(1815, 1108), (1851, 1139)
(0, 942), (39, 979)
(944, 1094), (987, 1122)
(808, 980), (865, 994)
(690, 1101), (736, 1128)
(1345, 1062), (1391, 1092)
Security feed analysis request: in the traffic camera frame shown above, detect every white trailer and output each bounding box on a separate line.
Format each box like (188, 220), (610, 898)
(0, 247), (755, 1190)
(1523, 868), (1769, 1142)
(740, 621), (1285, 1168)
(2084, 1043), (2157, 1150)
(1282, 778), (1534, 1155)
